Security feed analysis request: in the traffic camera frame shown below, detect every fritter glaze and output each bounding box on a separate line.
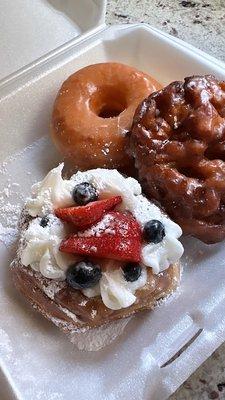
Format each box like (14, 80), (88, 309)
(131, 75), (225, 243)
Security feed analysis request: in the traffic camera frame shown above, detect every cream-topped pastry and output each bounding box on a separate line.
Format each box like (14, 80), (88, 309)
(21, 164), (184, 310)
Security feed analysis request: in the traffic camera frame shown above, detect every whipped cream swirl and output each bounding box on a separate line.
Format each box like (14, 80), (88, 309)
(22, 164), (184, 309)
(21, 214), (77, 280)
(83, 266), (148, 310)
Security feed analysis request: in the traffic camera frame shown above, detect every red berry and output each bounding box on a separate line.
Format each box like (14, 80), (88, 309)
(60, 211), (141, 263)
(55, 196), (122, 230)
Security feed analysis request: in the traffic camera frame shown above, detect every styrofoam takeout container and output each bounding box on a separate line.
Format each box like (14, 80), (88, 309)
(1, 1), (225, 399)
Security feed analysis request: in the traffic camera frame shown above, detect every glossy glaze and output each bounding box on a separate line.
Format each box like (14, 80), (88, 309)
(131, 75), (225, 243)
(51, 62), (161, 174)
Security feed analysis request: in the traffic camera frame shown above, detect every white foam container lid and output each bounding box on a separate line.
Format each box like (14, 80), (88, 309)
(1, 2), (225, 400)
(0, 0), (106, 81)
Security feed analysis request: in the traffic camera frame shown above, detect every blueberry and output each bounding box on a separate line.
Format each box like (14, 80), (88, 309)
(40, 216), (49, 227)
(72, 182), (98, 205)
(66, 260), (102, 289)
(143, 220), (165, 243)
(123, 263), (142, 282)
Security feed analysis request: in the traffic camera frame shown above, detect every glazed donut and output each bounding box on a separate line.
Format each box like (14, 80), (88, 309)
(51, 62), (161, 173)
(130, 75), (225, 244)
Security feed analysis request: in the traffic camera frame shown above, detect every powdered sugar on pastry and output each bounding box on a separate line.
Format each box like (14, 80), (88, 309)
(21, 164), (183, 310)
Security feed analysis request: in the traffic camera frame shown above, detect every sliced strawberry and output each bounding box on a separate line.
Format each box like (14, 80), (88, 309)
(60, 235), (141, 262)
(59, 211), (141, 263)
(55, 196), (122, 230)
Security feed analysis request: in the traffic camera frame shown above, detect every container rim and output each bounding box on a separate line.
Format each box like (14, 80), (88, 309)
(0, 22), (225, 96)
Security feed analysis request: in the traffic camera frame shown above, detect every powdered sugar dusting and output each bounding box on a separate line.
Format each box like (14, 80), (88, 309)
(0, 223), (18, 247)
(42, 280), (66, 300)
(58, 305), (83, 324)
(0, 175), (25, 247)
(70, 317), (131, 351)
(91, 309), (97, 319)
(0, 143), (42, 249)
(90, 245), (97, 252)
(79, 299), (88, 306)
(78, 214), (115, 238)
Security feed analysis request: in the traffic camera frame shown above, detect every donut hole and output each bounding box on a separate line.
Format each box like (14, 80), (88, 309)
(99, 105), (124, 119)
(90, 86), (127, 119)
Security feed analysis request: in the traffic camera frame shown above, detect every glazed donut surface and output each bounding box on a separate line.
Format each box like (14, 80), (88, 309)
(51, 62), (161, 173)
